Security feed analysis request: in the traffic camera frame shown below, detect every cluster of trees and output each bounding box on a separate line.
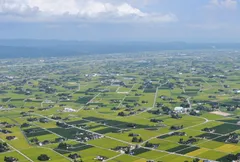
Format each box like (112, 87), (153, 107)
(150, 119), (163, 123)
(0, 142), (10, 152)
(4, 156), (18, 162)
(170, 132), (186, 136)
(38, 154), (50, 161)
(148, 109), (161, 115)
(30, 137), (39, 143)
(162, 107), (172, 113)
(192, 158), (200, 162)
(225, 153), (240, 161)
(56, 122), (70, 128)
(118, 112), (126, 117)
(132, 137), (143, 143)
(111, 107), (120, 111)
(144, 142), (159, 148)
(170, 125), (184, 130)
(201, 128), (215, 133)
(21, 123), (31, 128)
(68, 153), (82, 161)
(171, 113), (182, 119)
(58, 143), (72, 150)
(189, 110), (201, 116)
(39, 83), (56, 94)
(27, 117), (38, 122)
(128, 133), (139, 137)
(179, 136), (197, 145)
(141, 100), (148, 104)
(225, 133), (239, 144)
(126, 123), (136, 128)
(196, 105), (215, 112)
(117, 110), (136, 116)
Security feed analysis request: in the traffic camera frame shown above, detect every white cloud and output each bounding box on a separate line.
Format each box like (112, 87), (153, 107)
(207, 0), (238, 9)
(0, 0), (177, 23)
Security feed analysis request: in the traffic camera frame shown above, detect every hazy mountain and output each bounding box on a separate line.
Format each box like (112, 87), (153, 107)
(0, 40), (239, 58)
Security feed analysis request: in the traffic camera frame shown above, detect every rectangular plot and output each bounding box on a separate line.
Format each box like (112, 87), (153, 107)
(84, 117), (148, 129)
(158, 134), (171, 139)
(215, 144), (240, 153)
(25, 130), (51, 137)
(143, 89), (156, 93)
(132, 148), (150, 155)
(94, 127), (120, 134)
(87, 125), (103, 130)
(167, 145), (190, 153)
(54, 148), (72, 154)
(177, 146), (200, 155)
(211, 123), (240, 134)
(76, 96), (94, 104)
(216, 155), (234, 162)
(68, 144), (93, 152)
(54, 144), (93, 154)
(186, 148), (208, 156)
(48, 128), (84, 139)
(197, 150), (228, 161)
(83, 117), (105, 122)
(196, 133), (220, 139)
(218, 119), (239, 124)
(67, 120), (89, 125)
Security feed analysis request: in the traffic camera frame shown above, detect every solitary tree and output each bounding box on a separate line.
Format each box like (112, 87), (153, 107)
(37, 154), (50, 161)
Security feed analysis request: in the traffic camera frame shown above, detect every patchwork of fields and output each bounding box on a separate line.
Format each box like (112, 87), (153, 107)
(1, 51), (240, 162)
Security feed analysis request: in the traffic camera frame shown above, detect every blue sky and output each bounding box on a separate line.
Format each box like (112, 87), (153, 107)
(0, 0), (239, 42)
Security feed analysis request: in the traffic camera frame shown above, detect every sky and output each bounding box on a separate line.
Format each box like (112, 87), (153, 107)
(0, 0), (239, 42)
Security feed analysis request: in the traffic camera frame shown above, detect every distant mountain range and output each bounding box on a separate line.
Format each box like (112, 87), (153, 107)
(0, 40), (239, 58)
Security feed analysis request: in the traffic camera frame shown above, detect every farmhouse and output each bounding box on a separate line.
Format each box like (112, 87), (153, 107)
(51, 116), (62, 120)
(145, 141), (159, 148)
(174, 107), (183, 113)
(128, 133), (139, 137)
(234, 89), (240, 94)
(21, 123), (31, 128)
(74, 132), (103, 142)
(58, 143), (72, 150)
(202, 128), (215, 133)
(0, 122), (15, 128)
(112, 145), (134, 153)
(1, 129), (12, 134)
(95, 155), (107, 161)
(150, 118), (163, 123)
(55, 137), (66, 143)
(179, 137), (197, 145)
(6, 136), (17, 141)
(56, 122), (72, 128)
(0, 142), (9, 152)
(225, 133), (239, 144)
(111, 79), (125, 86)
(39, 118), (49, 123)
(4, 156), (18, 162)
(63, 107), (76, 112)
(170, 132), (186, 136)
(38, 140), (50, 146)
(68, 153), (81, 160)
(170, 125), (183, 130)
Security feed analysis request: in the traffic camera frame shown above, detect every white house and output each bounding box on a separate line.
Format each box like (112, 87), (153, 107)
(174, 107), (183, 113)
(63, 108), (76, 112)
(234, 90), (240, 94)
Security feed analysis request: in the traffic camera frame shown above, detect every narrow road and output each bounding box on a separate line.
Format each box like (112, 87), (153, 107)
(0, 138), (34, 162)
(132, 80), (169, 117)
(32, 112), (214, 162)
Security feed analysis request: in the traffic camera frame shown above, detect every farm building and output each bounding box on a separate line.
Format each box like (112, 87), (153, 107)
(63, 108), (76, 112)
